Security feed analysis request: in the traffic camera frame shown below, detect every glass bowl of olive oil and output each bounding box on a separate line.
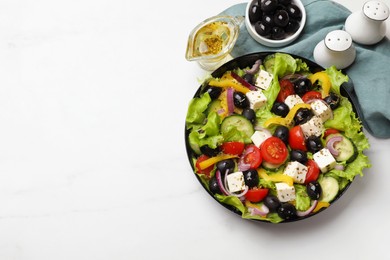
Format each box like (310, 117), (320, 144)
(185, 15), (243, 71)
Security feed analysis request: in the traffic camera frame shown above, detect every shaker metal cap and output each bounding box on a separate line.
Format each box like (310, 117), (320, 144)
(363, 0), (389, 21)
(324, 30), (353, 52)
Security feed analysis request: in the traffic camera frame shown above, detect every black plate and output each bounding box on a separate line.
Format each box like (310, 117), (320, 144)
(185, 52), (357, 223)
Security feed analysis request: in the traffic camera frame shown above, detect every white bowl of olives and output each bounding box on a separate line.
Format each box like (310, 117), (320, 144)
(245, 0), (306, 47)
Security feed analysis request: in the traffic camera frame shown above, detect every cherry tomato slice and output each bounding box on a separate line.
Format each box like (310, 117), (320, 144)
(323, 128), (340, 139)
(276, 79), (295, 102)
(220, 141), (245, 155)
(289, 125), (307, 151)
(242, 145), (262, 169)
(195, 155), (213, 178)
(260, 137), (288, 164)
(305, 159), (320, 184)
(245, 188), (269, 203)
(302, 90), (322, 103)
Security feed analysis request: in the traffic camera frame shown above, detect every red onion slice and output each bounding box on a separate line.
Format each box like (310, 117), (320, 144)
(246, 59), (261, 75)
(238, 146), (256, 171)
(231, 72), (256, 91)
(296, 200), (318, 217)
(334, 164), (345, 171)
(248, 204), (269, 217)
(326, 135), (343, 156)
(215, 170), (229, 196)
(226, 87), (234, 115)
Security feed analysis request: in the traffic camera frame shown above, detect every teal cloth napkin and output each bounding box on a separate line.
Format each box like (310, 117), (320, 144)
(220, 0), (390, 139)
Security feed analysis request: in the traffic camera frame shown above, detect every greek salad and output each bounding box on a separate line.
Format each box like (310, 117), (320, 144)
(185, 53), (370, 223)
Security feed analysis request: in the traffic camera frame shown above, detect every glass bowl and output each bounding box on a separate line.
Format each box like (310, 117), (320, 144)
(185, 15), (243, 71)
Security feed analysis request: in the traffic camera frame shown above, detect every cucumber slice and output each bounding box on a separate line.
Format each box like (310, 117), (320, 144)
(319, 176), (339, 202)
(220, 115), (254, 144)
(326, 133), (358, 163)
(262, 161), (284, 172)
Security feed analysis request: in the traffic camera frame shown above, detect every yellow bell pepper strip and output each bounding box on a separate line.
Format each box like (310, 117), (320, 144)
(263, 116), (290, 128)
(312, 201), (330, 213)
(309, 71), (331, 98)
(263, 103), (312, 128)
(257, 168), (294, 186)
(198, 154), (237, 170)
(208, 73), (251, 94)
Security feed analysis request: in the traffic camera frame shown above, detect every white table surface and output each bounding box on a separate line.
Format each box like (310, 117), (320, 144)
(0, 0), (389, 259)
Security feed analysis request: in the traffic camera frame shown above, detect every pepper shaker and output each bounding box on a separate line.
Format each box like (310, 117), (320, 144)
(313, 30), (356, 70)
(345, 0), (389, 45)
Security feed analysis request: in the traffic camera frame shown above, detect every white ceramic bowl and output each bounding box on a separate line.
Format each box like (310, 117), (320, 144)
(245, 0), (306, 47)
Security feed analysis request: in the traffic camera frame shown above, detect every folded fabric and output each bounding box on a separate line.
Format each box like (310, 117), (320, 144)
(220, 0), (390, 139)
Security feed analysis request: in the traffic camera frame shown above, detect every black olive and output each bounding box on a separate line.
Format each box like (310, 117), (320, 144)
(305, 135), (323, 153)
(290, 149), (308, 164)
(243, 169), (259, 188)
(279, 0), (291, 5)
(262, 13), (275, 27)
(200, 145), (220, 157)
(294, 108), (313, 125)
(254, 21), (272, 36)
(285, 19), (300, 34)
(263, 195), (281, 212)
(249, 3), (263, 23)
(274, 10), (289, 27)
(271, 102), (290, 117)
(306, 181), (322, 200)
(294, 77), (312, 95)
(242, 108), (256, 123)
(216, 159), (235, 175)
(271, 26), (286, 40)
(274, 125), (289, 144)
(286, 4), (302, 20)
(243, 73), (255, 85)
(277, 202), (297, 220)
(261, 0), (278, 13)
(324, 92), (340, 110)
(205, 86), (222, 100)
(209, 176), (222, 195)
(233, 91), (250, 109)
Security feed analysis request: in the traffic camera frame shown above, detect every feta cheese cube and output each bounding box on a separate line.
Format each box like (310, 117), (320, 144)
(226, 172), (246, 193)
(300, 116), (324, 138)
(246, 90), (267, 110)
(313, 148), (337, 173)
(251, 130), (272, 148)
(275, 183), (296, 202)
(283, 161), (308, 184)
(310, 100), (332, 122)
(255, 70), (273, 90)
(284, 94), (304, 109)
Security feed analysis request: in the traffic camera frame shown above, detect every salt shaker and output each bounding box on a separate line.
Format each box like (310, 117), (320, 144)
(313, 30), (356, 70)
(344, 0), (389, 45)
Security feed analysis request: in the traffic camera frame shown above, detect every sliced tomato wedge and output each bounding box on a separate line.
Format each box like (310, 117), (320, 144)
(302, 90), (322, 103)
(245, 188), (269, 203)
(305, 159), (320, 184)
(323, 128), (340, 139)
(241, 145), (262, 169)
(289, 125), (307, 151)
(195, 155), (213, 178)
(276, 79), (295, 102)
(260, 137), (288, 164)
(220, 141), (245, 155)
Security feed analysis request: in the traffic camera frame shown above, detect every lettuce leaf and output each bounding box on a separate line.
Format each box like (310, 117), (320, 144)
(294, 184), (311, 211)
(186, 92), (211, 128)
